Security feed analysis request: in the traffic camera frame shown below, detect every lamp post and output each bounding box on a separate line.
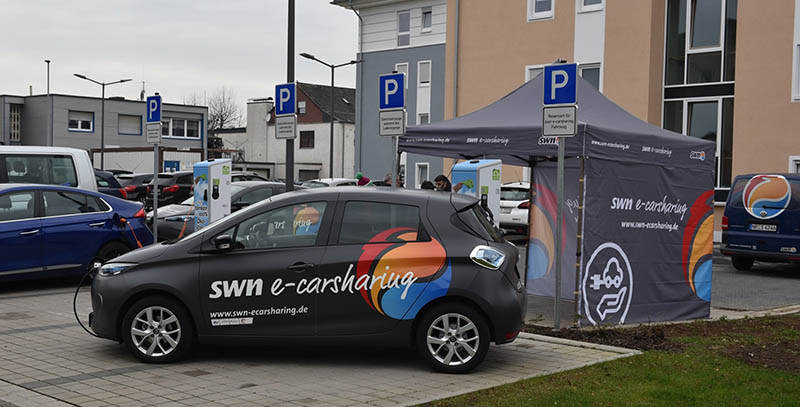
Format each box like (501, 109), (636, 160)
(300, 53), (362, 178)
(73, 74), (131, 170)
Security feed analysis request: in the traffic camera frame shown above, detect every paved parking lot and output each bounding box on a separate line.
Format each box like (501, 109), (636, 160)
(0, 281), (636, 407)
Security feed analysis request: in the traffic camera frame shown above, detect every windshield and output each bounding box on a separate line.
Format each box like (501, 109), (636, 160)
(501, 188), (529, 201)
(172, 197), (274, 244)
(302, 181), (329, 188)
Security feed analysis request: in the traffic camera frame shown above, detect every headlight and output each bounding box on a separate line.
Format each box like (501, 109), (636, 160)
(99, 263), (137, 276)
(165, 215), (193, 222)
(470, 245), (506, 270)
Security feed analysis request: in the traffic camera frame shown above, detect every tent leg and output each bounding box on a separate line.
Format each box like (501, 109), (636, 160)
(574, 156), (586, 325)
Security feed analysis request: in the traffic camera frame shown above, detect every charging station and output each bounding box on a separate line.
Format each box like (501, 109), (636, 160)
(193, 158), (232, 231)
(451, 159), (502, 226)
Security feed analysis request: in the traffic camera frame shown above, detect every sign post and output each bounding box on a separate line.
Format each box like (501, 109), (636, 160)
(542, 62), (578, 330)
(146, 94), (162, 243)
(275, 83), (297, 189)
(379, 73), (406, 188)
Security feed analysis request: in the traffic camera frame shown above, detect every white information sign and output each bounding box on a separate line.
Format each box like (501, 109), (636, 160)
(275, 115), (297, 139)
(146, 123), (162, 144)
(542, 106), (577, 137)
(379, 109), (405, 137)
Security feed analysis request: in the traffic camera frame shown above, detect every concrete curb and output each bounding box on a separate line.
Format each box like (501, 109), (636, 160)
(518, 332), (641, 355)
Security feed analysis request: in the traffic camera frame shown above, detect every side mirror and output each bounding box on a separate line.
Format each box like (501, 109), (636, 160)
(214, 234), (233, 251)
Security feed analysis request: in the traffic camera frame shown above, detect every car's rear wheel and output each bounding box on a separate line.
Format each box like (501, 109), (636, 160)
(121, 296), (195, 363)
(93, 242), (130, 268)
(732, 256), (754, 271)
(416, 303), (490, 374)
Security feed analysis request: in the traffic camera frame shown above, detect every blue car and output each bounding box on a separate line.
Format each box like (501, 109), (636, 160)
(721, 173), (800, 270)
(0, 184), (153, 281)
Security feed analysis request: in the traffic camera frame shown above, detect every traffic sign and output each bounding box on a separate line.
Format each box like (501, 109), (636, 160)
(542, 106), (577, 137)
(146, 95), (162, 124)
(543, 63), (578, 106)
(379, 109), (405, 136)
(275, 115), (297, 139)
(275, 83), (296, 116)
(146, 123), (162, 144)
(379, 73), (405, 110)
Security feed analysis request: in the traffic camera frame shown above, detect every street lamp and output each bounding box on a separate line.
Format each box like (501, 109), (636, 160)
(300, 53), (362, 178)
(73, 74), (132, 170)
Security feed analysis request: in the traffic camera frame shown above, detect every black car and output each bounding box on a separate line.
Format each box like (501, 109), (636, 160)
(90, 187), (526, 373)
(94, 170), (127, 200)
(145, 171), (193, 208)
(149, 181), (298, 241)
(231, 172), (268, 182)
(116, 173), (153, 204)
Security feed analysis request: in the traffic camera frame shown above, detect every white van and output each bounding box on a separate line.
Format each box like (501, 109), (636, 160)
(0, 146), (97, 192)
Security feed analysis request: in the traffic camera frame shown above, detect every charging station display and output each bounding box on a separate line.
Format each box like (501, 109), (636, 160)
(451, 159), (502, 226)
(193, 159), (232, 231)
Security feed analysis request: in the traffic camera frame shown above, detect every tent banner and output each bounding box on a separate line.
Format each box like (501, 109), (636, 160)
(526, 161), (580, 300)
(579, 159), (713, 326)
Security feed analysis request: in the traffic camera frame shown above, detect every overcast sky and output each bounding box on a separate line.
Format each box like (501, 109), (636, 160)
(0, 0), (359, 112)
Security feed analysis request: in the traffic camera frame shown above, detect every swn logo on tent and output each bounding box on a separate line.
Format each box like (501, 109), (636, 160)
(581, 242), (633, 326)
(682, 190), (714, 302)
(357, 228), (451, 320)
(528, 183), (566, 280)
(743, 175), (791, 220)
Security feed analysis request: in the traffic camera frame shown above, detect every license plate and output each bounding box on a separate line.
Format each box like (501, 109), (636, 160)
(749, 224), (777, 232)
(500, 207), (512, 214)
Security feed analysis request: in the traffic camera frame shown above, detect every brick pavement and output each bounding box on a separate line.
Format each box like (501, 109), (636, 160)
(0, 286), (637, 406)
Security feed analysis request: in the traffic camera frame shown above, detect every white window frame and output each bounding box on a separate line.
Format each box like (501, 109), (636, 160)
(528, 0), (554, 21)
(524, 64), (545, 82)
(298, 100), (307, 115)
(417, 60), (431, 87)
(395, 63), (409, 89)
(577, 0), (603, 13)
(417, 113), (429, 125)
(665, 96), (726, 187)
(682, 0), (726, 86)
(161, 118), (201, 139)
(397, 10), (411, 47)
(421, 7), (433, 33)
(579, 62), (603, 91)
(67, 111), (94, 133)
(789, 156), (800, 173)
(415, 162), (429, 188)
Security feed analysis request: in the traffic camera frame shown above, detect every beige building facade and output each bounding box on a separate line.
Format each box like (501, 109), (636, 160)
(443, 0), (800, 239)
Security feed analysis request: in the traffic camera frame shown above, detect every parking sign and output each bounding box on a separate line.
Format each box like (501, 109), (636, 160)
(379, 73), (405, 110)
(543, 63), (577, 106)
(146, 95), (162, 123)
(275, 83), (296, 116)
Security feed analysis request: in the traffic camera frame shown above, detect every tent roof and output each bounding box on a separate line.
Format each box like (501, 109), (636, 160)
(399, 75), (715, 170)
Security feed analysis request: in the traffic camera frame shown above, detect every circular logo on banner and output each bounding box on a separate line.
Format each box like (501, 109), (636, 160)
(742, 175), (791, 220)
(581, 242), (633, 326)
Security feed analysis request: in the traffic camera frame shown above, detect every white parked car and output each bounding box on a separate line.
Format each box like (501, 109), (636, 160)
(0, 146), (97, 191)
(499, 182), (530, 235)
(301, 178), (358, 188)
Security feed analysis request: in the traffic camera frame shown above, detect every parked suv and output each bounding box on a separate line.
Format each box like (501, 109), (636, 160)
(145, 171), (194, 208)
(95, 170), (128, 200)
(116, 173), (153, 204)
(90, 187), (526, 373)
(721, 174), (800, 270)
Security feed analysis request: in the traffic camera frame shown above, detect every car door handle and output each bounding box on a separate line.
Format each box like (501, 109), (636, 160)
(89, 222), (106, 227)
(287, 262), (314, 272)
(19, 229), (39, 236)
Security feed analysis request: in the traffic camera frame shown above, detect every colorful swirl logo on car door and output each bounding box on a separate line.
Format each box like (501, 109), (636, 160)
(528, 183), (567, 279)
(356, 227), (451, 320)
(742, 175), (791, 220)
(682, 190), (714, 302)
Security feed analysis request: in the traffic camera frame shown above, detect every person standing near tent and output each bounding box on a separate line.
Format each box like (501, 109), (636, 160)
(434, 175), (463, 192)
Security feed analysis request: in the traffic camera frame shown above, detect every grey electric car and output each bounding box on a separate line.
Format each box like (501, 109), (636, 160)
(90, 187), (526, 373)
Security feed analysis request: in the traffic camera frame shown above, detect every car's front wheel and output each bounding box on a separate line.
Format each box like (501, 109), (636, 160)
(416, 303), (490, 374)
(121, 296), (195, 363)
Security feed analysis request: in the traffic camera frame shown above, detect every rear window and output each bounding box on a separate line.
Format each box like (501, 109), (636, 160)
(3, 155), (78, 187)
(452, 204), (504, 243)
(338, 201), (424, 244)
(501, 187), (529, 201)
(728, 176), (800, 210)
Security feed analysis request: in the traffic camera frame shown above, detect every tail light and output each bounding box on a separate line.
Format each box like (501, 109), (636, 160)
(518, 201), (530, 209)
(162, 184), (180, 193)
(123, 185), (137, 193)
(146, 186), (151, 194)
(133, 207), (146, 218)
(119, 189), (128, 199)
(721, 215), (729, 230)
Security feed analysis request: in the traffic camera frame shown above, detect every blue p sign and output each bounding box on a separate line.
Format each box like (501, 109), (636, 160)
(146, 95), (161, 123)
(543, 63), (577, 105)
(275, 83), (296, 116)
(379, 73), (405, 110)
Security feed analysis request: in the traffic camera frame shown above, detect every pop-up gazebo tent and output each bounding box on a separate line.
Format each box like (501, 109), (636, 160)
(399, 75), (716, 326)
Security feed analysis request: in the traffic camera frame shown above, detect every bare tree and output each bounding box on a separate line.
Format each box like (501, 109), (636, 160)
(183, 92), (205, 106)
(207, 86), (244, 131)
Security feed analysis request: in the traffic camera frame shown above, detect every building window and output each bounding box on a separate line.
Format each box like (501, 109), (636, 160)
(418, 113), (429, 125)
(395, 63), (409, 88)
(418, 61), (431, 86)
(525, 65), (544, 82)
(298, 169), (319, 182)
(579, 0), (603, 13)
(789, 156), (800, 173)
(415, 163), (429, 188)
(161, 118), (200, 138)
(299, 131), (315, 149)
(298, 101), (306, 115)
(528, 0), (554, 21)
(398, 10), (410, 47)
(68, 111), (93, 132)
(690, 0), (721, 48)
(579, 63), (601, 91)
(9, 104), (21, 142)
(118, 114), (141, 135)
(422, 7), (433, 31)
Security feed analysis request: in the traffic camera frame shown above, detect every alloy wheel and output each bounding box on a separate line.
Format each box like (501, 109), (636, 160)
(426, 313), (480, 366)
(130, 306), (181, 357)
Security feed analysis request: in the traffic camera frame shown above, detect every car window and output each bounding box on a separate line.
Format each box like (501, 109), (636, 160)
(177, 174), (193, 184)
(96, 175), (110, 188)
(0, 191), (36, 222)
(236, 187), (273, 205)
(234, 202), (327, 250)
(4, 155), (78, 187)
(501, 187), (529, 201)
(302, 181), (328, 188)
(338, 201), (422, 244)
(452, 204), (504, 243)
(43, 191), (101, 217)
(232, 175), (245, 182)
(337, 182), (357, 187)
